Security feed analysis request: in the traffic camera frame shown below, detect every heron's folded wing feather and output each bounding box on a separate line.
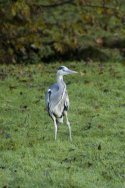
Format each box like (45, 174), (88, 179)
(45, 83), (59, 111)
(48, 83), (66, 112)
(45, 89), (51, 111)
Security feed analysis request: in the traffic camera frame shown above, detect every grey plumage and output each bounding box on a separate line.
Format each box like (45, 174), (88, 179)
(45, 66), (77, 140)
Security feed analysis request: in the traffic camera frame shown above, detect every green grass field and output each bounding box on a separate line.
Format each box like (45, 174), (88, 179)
(0, 61), (125, 188)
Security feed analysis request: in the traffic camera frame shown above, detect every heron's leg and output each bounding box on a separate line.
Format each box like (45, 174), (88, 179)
(51, 114), (58, 140)
(64, 111), (72, 141)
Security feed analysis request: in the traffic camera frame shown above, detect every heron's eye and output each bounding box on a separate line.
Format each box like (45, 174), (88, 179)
(58, 66), (64, 71)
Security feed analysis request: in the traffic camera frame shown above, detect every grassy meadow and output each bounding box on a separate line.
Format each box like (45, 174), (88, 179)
(0, 61), (125, 188)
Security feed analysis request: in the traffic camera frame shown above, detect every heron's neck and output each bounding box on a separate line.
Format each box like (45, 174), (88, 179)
(57, 74), (64, 83)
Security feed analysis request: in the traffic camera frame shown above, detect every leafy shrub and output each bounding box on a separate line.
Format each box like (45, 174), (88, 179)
(0, 0), (125, 63)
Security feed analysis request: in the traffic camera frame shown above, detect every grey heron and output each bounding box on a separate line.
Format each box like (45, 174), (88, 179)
(45, 66), (77, 141)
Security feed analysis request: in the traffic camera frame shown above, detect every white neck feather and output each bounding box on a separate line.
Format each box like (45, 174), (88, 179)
(57, 74), (63, 83)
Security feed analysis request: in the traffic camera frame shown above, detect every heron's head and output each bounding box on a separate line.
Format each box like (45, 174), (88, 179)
(57, 66), (77, 76)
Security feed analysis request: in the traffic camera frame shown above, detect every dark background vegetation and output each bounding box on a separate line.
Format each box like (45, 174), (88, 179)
(1, 0), (125, 64)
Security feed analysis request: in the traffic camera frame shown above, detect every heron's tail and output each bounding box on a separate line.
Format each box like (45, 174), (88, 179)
(56, 116), (63, 124)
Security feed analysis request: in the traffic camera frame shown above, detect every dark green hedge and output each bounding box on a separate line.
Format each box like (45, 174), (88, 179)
(0, 0), (125, 63)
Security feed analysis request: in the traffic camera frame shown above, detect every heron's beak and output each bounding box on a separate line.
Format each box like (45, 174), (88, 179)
(67, 69), (78, 74)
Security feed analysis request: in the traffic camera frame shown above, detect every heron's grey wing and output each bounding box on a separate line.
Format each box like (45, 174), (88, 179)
(45, 83), (60, 111)
(46, 83), (66, 114)
(45, 88), (51, 111)
(50, 83), (65, 110)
